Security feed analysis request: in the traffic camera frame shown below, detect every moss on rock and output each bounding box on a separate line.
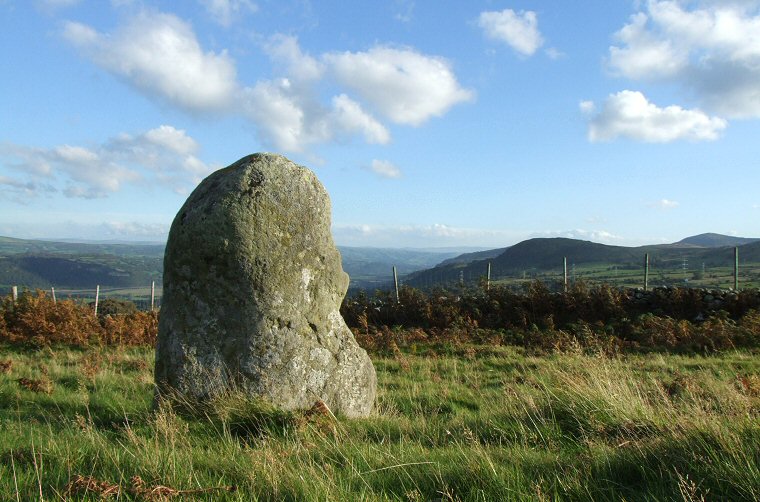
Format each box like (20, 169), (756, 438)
(155, 153), (376, 417)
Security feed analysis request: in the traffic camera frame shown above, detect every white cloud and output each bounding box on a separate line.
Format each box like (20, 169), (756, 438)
(264, 34), (324, 83)
(62, 15), (471, 154)
(333, 223), (520, 248)
(324, 46), (474, 125)
(142, 125), (199, 155)
(243, 37), (389, 150)
(0, 143), (138, 199)
(649, 198), (680, 210)
(584, 90), (727, 142)
(100, 221), (169, 239)
(199, 0), (258, 26)
(530, 229), (625, 244)
(241, 79), (318, 152)
(0, 175), (54, 202)
(608, 1), (760, 118)
(478, 9), (544, 56)
(579, 100), (596, 114)
(0, 218), (171, 242)
(608, 12), (686, 80)
(331, 95), (390, 145)
(0, 125), (214, 198)
(367, 159), (401, 179)
(63, 12), (238, 112)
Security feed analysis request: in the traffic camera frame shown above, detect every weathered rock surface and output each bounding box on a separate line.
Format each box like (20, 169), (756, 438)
(155, 153), (376, 417)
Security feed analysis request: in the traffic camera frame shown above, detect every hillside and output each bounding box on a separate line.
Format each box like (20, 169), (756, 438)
(405, 236), (760, 288)
(0, 236), (466, 292)
(677, 233), (760, 248)
(436, 247), (507, 267)
(3, 234), (759, 292)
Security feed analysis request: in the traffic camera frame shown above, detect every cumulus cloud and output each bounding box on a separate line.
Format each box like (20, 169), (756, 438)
(478, 9), (544, 56)
(331, 95), (390, 144)
(263, 34), (324, 83)
(0, 125), (214, 198)
(198, 0), (257, 26)
(366, 159), (401, 179)
(241, 79), (316, 152)
(62, 14), (471, 153)
(324, 46), (474, 125)
(583, 90), (727, 142)
(0, 143), (138, 199)
(63, 12), (238, 112)
(608, 0), (760, 118)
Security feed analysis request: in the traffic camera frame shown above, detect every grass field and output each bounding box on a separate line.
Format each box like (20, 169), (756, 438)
(1, 344), (758, 500)
(490, 263), (760, 291)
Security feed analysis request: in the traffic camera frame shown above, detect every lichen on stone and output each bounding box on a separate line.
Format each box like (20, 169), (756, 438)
(155, 153), (376, 417)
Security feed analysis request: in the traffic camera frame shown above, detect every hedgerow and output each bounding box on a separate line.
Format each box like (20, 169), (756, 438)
(0, 290), (157, 347)
(1, 285), (758, 354)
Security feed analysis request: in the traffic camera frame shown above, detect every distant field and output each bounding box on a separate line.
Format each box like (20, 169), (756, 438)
(487, 261), (760, 290)
(1, 344), (758, 500)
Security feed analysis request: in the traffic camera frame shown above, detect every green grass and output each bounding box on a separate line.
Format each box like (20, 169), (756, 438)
(1, 343), (759, 500)
(491, 262), (760, 290)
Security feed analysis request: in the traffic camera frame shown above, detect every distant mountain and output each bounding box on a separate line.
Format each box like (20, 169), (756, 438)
(337, 246), (466, 290)
(3, 234), (758, 292)
(677, 233), (760, 248)
(405, 238), (640, 287)
(436, 247), (507, 267)
(0, 236), (163, 290)
(0, 236), (164, 257)
(0, 236), (469, 292)
(405, 235), (760, 289)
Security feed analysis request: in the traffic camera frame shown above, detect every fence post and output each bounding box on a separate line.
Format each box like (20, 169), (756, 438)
(12, 285), (18, 303)
(94, 285), (100, 316)
(150, 281), (155, 312)
(392, 266), (400, 303)
(51, 287), (56, 304)
(734, 247), (739, 291)
(563, 257), (568, 293)
(644, 253), (649, 291)
(486, 262), (491, 291)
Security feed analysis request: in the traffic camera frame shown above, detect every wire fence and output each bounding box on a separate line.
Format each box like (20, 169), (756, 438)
(402, 248), (760, 293)
(6, 248), (759, 309)
(8, 283), (162, 312)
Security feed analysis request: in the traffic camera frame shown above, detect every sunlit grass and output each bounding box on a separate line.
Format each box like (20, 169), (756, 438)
(1, 343), (758, 500)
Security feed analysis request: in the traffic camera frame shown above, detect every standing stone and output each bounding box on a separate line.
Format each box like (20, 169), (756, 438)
(155, 153), (376, 417)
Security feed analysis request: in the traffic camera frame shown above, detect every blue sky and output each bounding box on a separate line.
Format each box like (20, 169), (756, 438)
(1, 0), (759, 248)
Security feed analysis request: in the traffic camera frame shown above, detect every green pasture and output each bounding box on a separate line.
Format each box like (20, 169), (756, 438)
(1, 344), (758, 500)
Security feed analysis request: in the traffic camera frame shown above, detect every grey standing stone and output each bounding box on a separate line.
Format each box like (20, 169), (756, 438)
(155, 153), (376, 417)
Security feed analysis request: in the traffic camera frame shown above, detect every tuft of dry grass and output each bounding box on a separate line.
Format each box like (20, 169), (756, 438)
(17, 377), (53, 394)
(63, 473), (236, 500)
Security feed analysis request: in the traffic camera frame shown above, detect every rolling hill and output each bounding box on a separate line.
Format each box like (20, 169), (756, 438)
(0, 236), (471, 292)
(676, 233), (760, 248)
(2, 233), (758, 293)
(405, 234), (760, 288)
